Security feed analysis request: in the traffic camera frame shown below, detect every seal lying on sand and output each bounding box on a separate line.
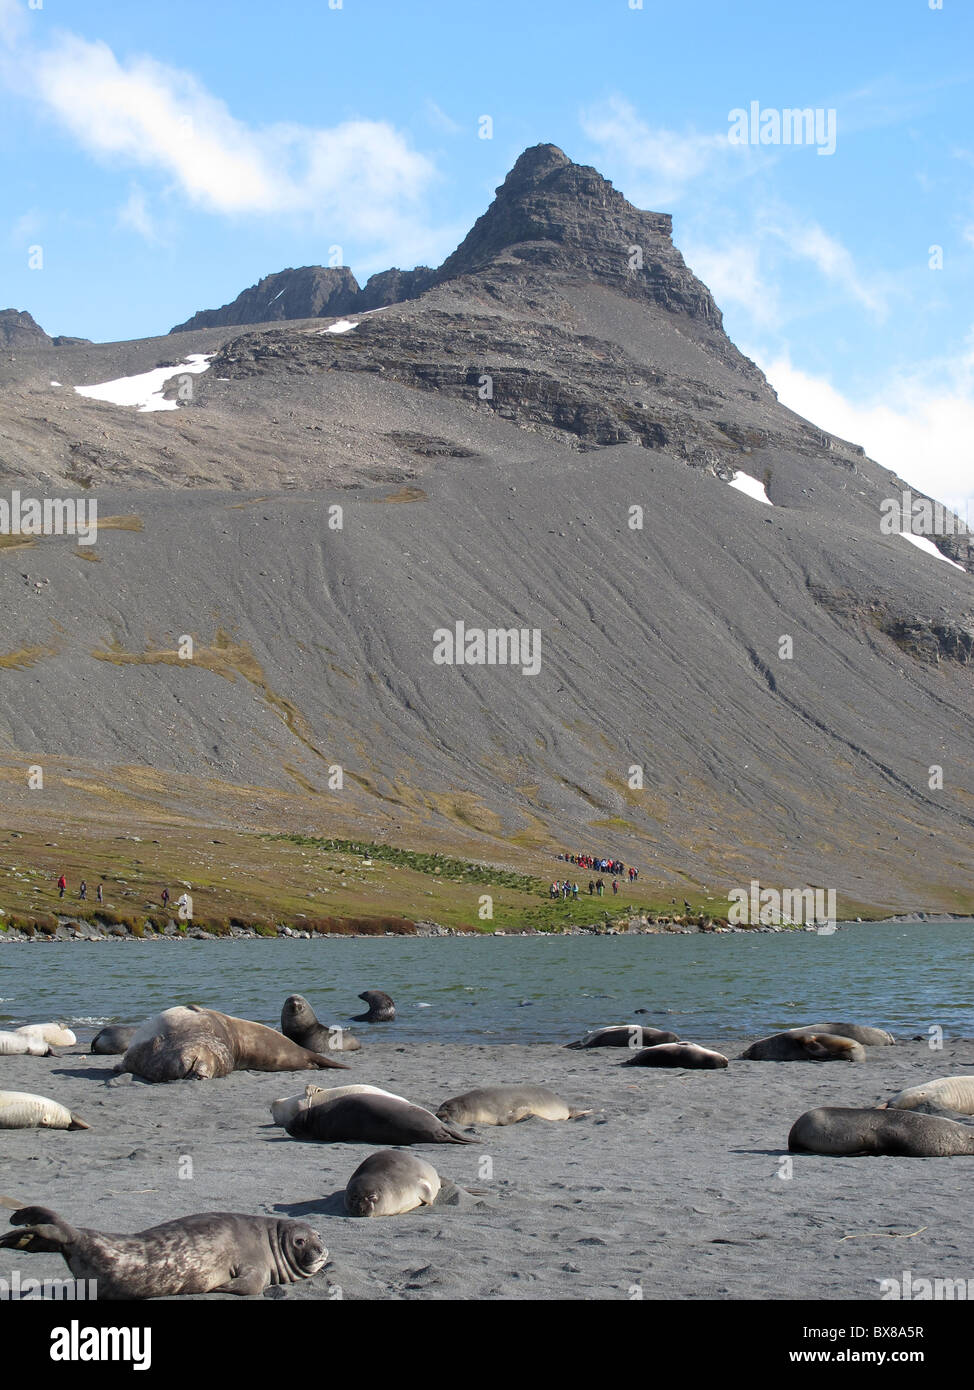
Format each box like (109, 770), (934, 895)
(15, 1024), (77, 1048)
(788, 1106), (974, 1156)
(0, 1092), (90, 1131)
(885, 1077), (974, 1115)
(565, 1025), (681, 1049)
(286, 1093), (473, 1145)
(91, 1025), (137, 1055)
(345, 1151), (441, 1217)
(436, 1085), (591, 1125)
(281, 995), (361, 1052)
(623, 1043), (728, 1068)
(271, 1083), (406, 1128)
(738, 1032), (865, 1063)
(0, 1207), (327, 1298)
(120, 1007), (349, 1082)
(351, 990), (396, 1022)
(791, 1022), (894, 1047)
(0, 1031), (52, 1057)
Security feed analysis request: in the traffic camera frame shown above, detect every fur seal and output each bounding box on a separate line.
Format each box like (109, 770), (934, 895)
(286, 1093), (474, 1145)
(791, 1022), (894, 1047)
(788, 1106), (974, 1156)
(15, 1023), (77, 1048)
(885, 1077), (974, 1115)
(120, 1007), (349, 1082)
(351, 990), (396, 1022)
(623, 1043), (729, 1069)
(737, 1031), (865, 1063)
(271, 1083), (406, 1128)
(0, 1031), (51, 1057)
(345, 1150), (441, 1217)
(281, 995), (361, 1052)
(0, 1092), (90, 1131)
(566, 1025), (681, 1049)
(0, 1207), (327, 1298)
(436, 1085), (591, 1125)
(91, 1025), (137, 1055)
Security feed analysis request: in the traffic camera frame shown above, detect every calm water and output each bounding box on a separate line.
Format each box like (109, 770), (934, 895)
(0, 922), (971, 1044)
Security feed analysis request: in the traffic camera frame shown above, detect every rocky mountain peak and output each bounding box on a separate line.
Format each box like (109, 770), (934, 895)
(0, 308), (52, 349)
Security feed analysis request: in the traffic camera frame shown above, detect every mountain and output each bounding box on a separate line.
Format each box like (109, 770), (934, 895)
(0, 145), (970, 917)
(0, 308), (52, 349)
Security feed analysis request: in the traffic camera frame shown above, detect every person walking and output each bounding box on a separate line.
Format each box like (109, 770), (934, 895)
(57, 873), (66, 898)
(162, 887), (170, 910)
(96, 882), (103, 904)
(572, 882), (579, 899)
(612, 879), (619, 895)
(79, 880), (87, 901)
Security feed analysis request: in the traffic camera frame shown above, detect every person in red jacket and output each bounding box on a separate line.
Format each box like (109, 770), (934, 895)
(57, 873), (67, 898)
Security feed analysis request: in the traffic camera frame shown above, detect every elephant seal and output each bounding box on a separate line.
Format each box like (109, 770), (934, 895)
(788, 1106), (974, 1156)
(91, 1025), (137, 1055)
(120, 1007), (349, 1082)
(286, 1093), (473, 1145)
(738, 1032), (865, 1063)
(885, 1077), (974, 1116)
(271, 1083), (406, 1128)
(281, 995), (361, 1053)
(0, 1092), (90, 1131)
(436, 1086), (591, 1125)
(623, 1043), (728, 1069)
(15, 1023), (77, 1048)
(345, 1150), (440, 1217)
(566, 1025), (681, 1049)
(0, 1207), (327, 1298)
(351, 990), (396, 1022)
(0, 1031), (51, 1057)
(791, 1022), (894, 1047)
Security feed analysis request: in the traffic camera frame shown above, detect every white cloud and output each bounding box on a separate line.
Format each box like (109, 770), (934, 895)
(680, 237), (781, 329)
(780, 222), (887, 317)
(579, 96), (728, 205)
(1, 16), (439, 250)
(117, 186), (158, 243)
(751, 345), (974, 517)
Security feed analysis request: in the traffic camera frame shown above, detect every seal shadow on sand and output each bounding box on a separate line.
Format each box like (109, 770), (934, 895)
(273, 1181), (492, 1219)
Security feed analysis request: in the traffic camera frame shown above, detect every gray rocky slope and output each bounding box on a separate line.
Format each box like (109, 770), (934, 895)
(0, 145), (970, 911)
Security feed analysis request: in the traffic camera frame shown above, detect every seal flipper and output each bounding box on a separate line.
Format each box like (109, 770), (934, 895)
(213, 1268), (269, 1296)
(0, 1206), (79, 1252)
(308, 1053), (350, 1071)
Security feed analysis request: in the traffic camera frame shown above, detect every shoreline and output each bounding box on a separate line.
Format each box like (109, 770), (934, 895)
(1, 910), (971, 944)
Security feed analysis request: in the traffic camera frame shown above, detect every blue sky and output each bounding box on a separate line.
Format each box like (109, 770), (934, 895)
(2, 0), (972, 511)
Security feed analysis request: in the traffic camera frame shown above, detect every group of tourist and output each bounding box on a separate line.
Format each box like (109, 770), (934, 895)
(549, 851), (640, 902)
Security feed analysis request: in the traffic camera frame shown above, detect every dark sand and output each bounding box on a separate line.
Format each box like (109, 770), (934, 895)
(2, 1037), (973, 1299)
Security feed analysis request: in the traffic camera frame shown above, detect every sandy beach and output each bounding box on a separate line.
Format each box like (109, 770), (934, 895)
(3, 1034), (974, 1301)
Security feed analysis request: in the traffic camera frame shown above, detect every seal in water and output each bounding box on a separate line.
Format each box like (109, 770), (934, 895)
(0, 1092), (90, 1131)
(285, 1093), (473, 1145)
(281, 995), (361, 1052)
(789, 1022), (894, 1047)
(271, 1083), (407, 1128)
(436, 1085), (591, 1125)
(345, 1150), (441, 1216)
(0, 1207), (327, 1298)
(119, 1006), (349, 1082)
(91, 1026), (137, 1055)
(623, 1043), (729, 1069)
(885, 1076), (974, 1116)
(737, 1032), (865, 1063)
(788, 1106), (974, 1156)
(15, 1024), (77, 1048)
(351, 990), (396, 1022)
(0, 1031), (51, 1057)
(565, 1025), (681, 1049)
